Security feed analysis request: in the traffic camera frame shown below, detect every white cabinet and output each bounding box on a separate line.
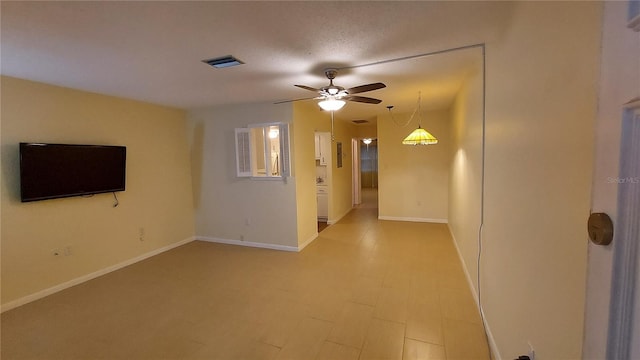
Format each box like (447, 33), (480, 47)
(319, 153), (327, 166)
(315, 133), (330, 220)
(315, 133), (328, 166)
(317, 186), (328, 220)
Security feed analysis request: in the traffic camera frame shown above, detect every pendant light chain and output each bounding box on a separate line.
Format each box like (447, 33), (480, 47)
(417, 91), (423, 128)
(402, 90), (438, 145)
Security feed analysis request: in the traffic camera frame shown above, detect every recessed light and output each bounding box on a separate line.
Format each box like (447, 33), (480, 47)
(202, 55), (244, 69)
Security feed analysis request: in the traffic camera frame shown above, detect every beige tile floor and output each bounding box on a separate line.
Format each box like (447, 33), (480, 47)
(1, 189), (489, 359)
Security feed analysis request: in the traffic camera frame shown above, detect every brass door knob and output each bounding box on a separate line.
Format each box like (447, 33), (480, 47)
(588, 213), (614, 246)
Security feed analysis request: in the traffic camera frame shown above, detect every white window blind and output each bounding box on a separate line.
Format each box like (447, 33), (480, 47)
(235, 128), (251, 177)
(279, 123), (291, 177)
(235, 123), (291, 179)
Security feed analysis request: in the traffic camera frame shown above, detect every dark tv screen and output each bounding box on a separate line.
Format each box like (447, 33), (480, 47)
(20, 143), (126, 202)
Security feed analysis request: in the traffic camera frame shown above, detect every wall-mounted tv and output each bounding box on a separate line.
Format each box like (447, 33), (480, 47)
(19, 143), (126, 202)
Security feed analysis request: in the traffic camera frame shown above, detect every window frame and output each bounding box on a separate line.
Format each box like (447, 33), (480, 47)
(235, 122), (290, 180)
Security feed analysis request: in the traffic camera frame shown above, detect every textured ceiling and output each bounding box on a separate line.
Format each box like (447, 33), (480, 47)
(1, 1), (513, 121)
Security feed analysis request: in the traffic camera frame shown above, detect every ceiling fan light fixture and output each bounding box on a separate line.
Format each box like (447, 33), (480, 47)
(280, 69), (384, 107)
(318, 98), (346, 111)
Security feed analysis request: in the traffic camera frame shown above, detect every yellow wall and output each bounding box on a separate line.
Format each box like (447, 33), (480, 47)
(330, 117), (356, 223)
(352, 123), (377, 140)
(448, 59), (483, 292)
(583, 2), (640, 357)
(1, 76), (195, 307)
(304, 107), (357, 224)
(482, 2), (601, 358)
(378, 109), (450, 222)
(293, 102), (322, 247)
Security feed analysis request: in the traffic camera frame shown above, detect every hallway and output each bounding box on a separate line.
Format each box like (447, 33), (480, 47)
(1, 196), (489, 359)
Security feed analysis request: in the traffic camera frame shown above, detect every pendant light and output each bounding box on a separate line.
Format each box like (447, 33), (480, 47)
(402, 92), (438, 145)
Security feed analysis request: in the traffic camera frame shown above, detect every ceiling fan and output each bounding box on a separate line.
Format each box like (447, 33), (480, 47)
(275, 68), (386, 109)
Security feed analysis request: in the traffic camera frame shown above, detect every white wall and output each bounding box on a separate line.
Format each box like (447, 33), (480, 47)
(378, 109), (450, 223)
(583, 2), (640, 358)
(188, 103), (299, 248)
(1, 76), (195, 308)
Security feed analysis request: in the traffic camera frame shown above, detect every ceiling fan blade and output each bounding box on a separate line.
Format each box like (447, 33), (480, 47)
(294, 84), (320, 92)
(273, 96), (317, 104)
(346, 82), (386, 95)
(344, 95), (382, 104)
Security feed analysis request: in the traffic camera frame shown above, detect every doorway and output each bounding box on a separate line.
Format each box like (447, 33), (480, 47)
(352, 137), (379, 210)
(316, 132), (331, 233)
(360, 138), (378, 210)
(360, 138), (378, 189)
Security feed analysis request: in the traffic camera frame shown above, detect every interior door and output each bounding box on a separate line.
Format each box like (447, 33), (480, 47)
(583, 2), (640, 358)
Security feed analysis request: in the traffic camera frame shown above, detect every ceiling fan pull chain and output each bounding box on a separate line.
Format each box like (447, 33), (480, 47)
(331, 111), (336, 141)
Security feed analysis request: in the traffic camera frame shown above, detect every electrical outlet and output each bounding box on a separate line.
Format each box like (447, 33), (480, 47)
(139, 227), (145, 241)
(240, 235), (244, 241)
(63, 245), (72, 256)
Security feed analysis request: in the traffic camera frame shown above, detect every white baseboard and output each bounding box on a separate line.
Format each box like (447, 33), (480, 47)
(447, 224), (501, 360)
(197, 236), (300, 252)
(378, 215), (448, 224)
(327, 207), (353, 225)
(1, 236), (196, 313)
(298, 232), (318, 251)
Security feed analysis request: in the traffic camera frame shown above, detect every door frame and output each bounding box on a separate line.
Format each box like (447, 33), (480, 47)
(351, 138), (361, 206)
(607, 99), (640, 359)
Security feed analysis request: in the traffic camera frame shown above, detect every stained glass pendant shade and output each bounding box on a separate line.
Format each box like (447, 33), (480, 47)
(402, 126), (438, 145)
(402, 91), (438, 145)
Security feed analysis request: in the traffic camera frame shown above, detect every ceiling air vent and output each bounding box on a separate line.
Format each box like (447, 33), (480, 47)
(202, 55), (244, 69)
(352, 120), (369, 124)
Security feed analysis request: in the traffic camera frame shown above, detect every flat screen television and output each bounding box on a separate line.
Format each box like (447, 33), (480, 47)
(19, 143), (126, 202)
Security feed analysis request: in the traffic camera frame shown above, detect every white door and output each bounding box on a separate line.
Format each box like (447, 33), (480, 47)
(583, 2), (640, 358)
